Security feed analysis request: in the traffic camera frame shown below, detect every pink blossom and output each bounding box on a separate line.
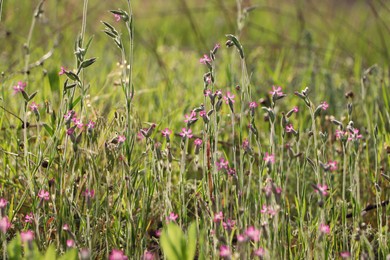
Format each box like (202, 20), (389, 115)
(184, 111), (197, 123)
(254, 247), (265, 257)
(216, 157), (229, 171)
(314, 184), (328, 196)
(117, 135), (126, 143)
(29, 102), (39, 112)
(143, 251), (155, 260)
(199, 54), (211, 64)
(166, 212), (178, 222)
(237, 234), (247, 243)
(72, 118), (83, 129)
(25, 213), (34, 223)
(20, 230), (34, 243)
(340, 251), (351, 258)
(328, 160), (338, 171)
(109, 249), (128, 260)
(335, 129), (347, 140)
(194, 138), (203, 146)
(269, 86), (283, 96)
(63, 224), (70, 231)
(292, 106), (298, 113)
(114, 14), (121, 22)
(227, 168), (236, 176)
(0, 217), (10, 234)
(222, 219), (236, 231)
(66, 127), (75, 136)
(260, 204), (268, 214)
(219, 245), (231, 258)
(64, 110), (75, 121)
(59, 66), (67, 75)
(285, 124), (295, 133)
(245, 226), (260, 241)
(179, 128), (193, 139)
(161, 128), (172, 137)
(213, 211), (224, 223)
(204, 89), (212, 97)
(199, 110), (207, 117)
(319, 223), (330, 234)
(38, 190), (50, 201)
(249, 101), (258, 109)
(66, 239), (75, 248)
(0, 198), (7, 208)
(83, 189), (95, 198)
(223, 91), (235, 104)
(320, 101), (329, 110)
(87, 120), (96, 130)
(13, 81), (26, 94)
(263, 152), (275, 164)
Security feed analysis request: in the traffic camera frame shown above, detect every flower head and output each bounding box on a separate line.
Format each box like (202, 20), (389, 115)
(314, 184), (328, 196)
(114, 14), (121, 22)
(219, 245), (231, 258)
(269, 86), (283, 96)
(328, 160), (338, 171)
(285, 124), (295, 133)
(263, 152), (275, 164)
(109, 249), (128, 260)
(59, 66), (67, 75)
(254, 247), (265, 257)
(0, 198), (8, 209)
(194, 138), (203, 146)
(0, 217), (11, 234)
(179, 128), (193, 139)
(222, 219), (235, 231)
(161, 128), (172, 137)
(13, 81), (26, 94)
(319, 223), (330, 234)
(29, 102), (39, 112)
(223, 91), (235, 104)
(143, 251), (156, 260)
(216, 157), (229, 171)
(166, 212), (178, 222)
(340, 251), (351, 258)
(66, 239), (75, 248)
(20, 230), (34, 243)
(87, 120), (96, 130)
(245, 226), (260, 241)
(83, 189), (95, 198)
(25, 213), (34, 223)
(249, 101), (258, 109)
(117, 135), (126, 144)
(38, 190), (50, 201)
(213, 211), (224, 223)
(199, 54), (211, 65)
(320, 101), (329, 110)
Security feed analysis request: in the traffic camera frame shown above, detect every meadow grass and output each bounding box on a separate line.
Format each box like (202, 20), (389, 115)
(0, 0), (389, 259)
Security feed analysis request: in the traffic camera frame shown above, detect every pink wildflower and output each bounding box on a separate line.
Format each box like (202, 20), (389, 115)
(161, 128), (172, 137)
(269, 86), (283, 96)
(222, 219), (236, 231)
(184, 111), (197, 123)
(249, 101), (258, 109)
(20, 230), (34, 243)
(0, 217), (11, 234)
(319, 223), (330, 234)
(320, 101), (329, 110)
(143, 251), (155, 260)
(87, 120), (96, 130)
(340, 251), (351, 258)
(263, 152), (275, 164)
(328, 160), (338, 171)
(109, 249), (128, 260)
(237, 234), (247, 243)
(254, 247), (265, 257)
(314, 184), (328, 196)
(216, 157), (229, 171)
(29, 102), (39, 112)
(0, 198), (7, 208)
(66, 239), (75, 248)
(117, 135), (126, 143)
(72, 118), (83, 129)
(179, 128), (193, 139)
(285, 124), (295, 133)
(25, 213), (34, 223)
(59, 66), (67, 75)
(219, 245), (231, 258)
(292, 106), (298, 113)
(245, 226), (260, 241)
(13, 81), (26, 94)
(114, 14), (121, 22)
(64, 110), (75, 121)
(199, 54), (211, 64)
(213, 211), (224, 223)
(38, 190), (50, 201)
(62, 224), (70, 231)
(83, 189), (95, 198)
(166, 212), (178, 222)
(223, 91), (235, 104)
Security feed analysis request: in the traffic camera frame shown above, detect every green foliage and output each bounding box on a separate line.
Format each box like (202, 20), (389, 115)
(160, 222), (197, 260)
(7, 235), (77, 260)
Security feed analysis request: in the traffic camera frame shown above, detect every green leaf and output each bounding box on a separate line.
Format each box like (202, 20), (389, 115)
(65, 71), (80, 82)
(21, 90), (29, 101)
(42, 123), (54, 136)
(7, 235), (23, 260)
(186, 222), (197, 260)
(58, 249), (78, 260)
(160, 223), (184, 260)
(43, 245), (56, 260)
(71, 96), (82, 109)
(80, 57), (97, 69)
(48, 70), (60, 92)
(29, 91), (38, 101)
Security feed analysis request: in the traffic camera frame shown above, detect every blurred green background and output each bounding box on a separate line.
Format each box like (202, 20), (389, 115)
(1, 0), (389, 126)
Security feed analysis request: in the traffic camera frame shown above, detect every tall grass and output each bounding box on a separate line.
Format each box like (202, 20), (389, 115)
(0, 0), (389, 259)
